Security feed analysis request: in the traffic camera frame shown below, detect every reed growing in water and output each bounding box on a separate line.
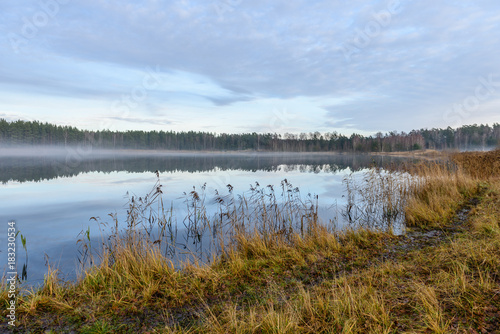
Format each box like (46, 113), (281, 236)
(2, 150), (500, 333)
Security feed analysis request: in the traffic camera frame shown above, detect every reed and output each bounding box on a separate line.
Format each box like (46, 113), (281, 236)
(2, 150), (500, 333)
(342, 166), (413, 232)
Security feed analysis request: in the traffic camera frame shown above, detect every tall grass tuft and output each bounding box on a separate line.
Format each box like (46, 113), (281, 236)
(404, 161), (479, 228)
(342, 167), (413, 232)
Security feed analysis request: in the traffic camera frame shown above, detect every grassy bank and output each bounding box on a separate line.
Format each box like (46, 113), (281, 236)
(370, 149), (446, 159)
(2, 150), (500, 333)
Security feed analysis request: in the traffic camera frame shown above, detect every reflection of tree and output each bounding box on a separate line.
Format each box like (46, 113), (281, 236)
(0, 154), (410, 184)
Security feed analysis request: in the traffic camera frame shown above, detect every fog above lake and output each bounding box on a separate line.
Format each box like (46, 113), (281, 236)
(0, 146), (417, 184)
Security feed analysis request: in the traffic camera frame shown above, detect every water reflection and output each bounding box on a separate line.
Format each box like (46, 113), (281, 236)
(0, 152), (415, 285)
(0, 152), (412, 184)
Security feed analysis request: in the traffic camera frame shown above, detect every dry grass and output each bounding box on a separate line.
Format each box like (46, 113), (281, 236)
(403, 162), (476, 228)
(2, 150), (500, 333)
(451, 149), (500, 179)
(371, 149), (447, 159)
(404, 149), (500, 229)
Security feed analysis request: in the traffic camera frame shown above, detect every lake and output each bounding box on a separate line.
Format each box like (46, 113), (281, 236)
(0, 148), (412, 285)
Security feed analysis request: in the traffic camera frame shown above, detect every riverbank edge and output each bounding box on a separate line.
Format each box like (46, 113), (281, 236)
(1, 151), (500, 333)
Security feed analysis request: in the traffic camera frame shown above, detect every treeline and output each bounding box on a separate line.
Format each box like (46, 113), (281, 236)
(1, 119), (499, 152)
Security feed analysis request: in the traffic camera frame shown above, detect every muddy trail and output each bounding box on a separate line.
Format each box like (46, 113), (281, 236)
(380, 195), (482, 263)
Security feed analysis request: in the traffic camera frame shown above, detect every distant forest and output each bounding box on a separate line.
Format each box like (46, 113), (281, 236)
(1, 119), (499, 152)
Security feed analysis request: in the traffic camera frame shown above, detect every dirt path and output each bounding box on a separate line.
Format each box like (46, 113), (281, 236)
(381, 196), (480, 263)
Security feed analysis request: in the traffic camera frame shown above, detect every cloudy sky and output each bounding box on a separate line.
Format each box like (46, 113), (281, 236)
(1, 0), (500, 135)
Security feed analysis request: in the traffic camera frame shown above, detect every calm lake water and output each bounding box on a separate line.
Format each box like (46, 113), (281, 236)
(0, 148), (411, 285)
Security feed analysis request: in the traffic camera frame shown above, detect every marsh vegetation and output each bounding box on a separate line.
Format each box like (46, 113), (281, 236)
(2, 150), (500, 333)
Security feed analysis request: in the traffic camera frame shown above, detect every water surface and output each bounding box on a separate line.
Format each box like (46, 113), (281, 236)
(0, 149), (411, 285)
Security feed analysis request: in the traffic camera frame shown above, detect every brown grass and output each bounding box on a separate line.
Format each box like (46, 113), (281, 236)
(2, 150), (500, 333)
(451, 149), (500, 179)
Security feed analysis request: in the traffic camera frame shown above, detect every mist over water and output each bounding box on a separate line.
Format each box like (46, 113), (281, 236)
(0, 147), (415, 285)
(0, 147), (414, 184)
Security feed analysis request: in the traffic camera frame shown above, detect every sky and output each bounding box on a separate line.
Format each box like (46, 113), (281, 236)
(1, 0), (500, 136)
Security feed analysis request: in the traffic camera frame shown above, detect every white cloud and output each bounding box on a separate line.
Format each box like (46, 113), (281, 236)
(1, 0), (499, 134)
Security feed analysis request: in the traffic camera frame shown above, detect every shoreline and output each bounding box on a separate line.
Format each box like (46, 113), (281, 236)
(1, 150), (500, 332)
(0, 145), (451, 158)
